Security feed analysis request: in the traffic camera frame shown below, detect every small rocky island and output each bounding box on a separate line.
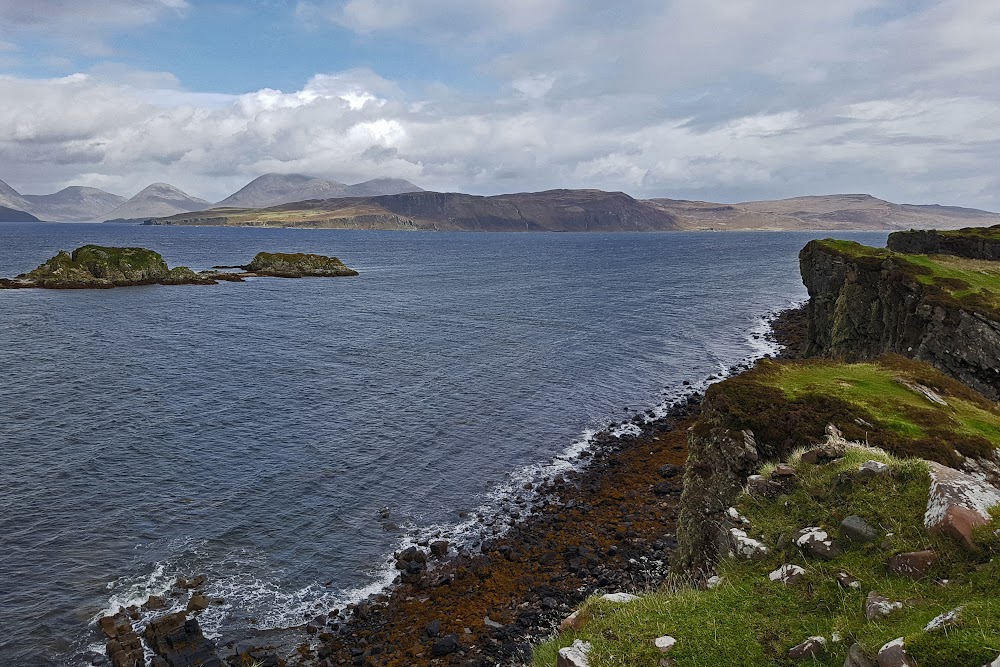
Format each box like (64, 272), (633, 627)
(0, 245), (358, 289)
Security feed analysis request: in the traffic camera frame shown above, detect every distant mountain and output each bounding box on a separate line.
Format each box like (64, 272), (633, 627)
(645, 194), (1000, 231)
(148, 189), (681, 231)
(0, 178), (34, 214)
(0, 204), (39, 222)
(23, 187), (126, 221)
(216, 173), (423, 208)
(99, 183), (211, 222)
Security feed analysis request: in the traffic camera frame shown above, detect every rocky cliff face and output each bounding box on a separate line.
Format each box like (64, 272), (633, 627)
(800, 239), (1000, 400)
(887, 226), (1000, 260)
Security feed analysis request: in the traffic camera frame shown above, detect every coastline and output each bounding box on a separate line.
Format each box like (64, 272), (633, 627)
(242, 306), (807, 667)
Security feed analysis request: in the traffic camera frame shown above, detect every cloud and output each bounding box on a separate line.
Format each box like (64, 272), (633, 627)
(0, 0), (188, 56)
(2, 1), (1000, 210)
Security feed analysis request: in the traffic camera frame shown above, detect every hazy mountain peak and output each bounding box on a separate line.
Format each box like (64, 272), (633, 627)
(99, 182), (210, 221)
(217, 173), (423, 208)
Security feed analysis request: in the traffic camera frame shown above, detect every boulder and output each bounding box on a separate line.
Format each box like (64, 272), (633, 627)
(840, 515), (879, 545)
(559, 610), (584, 632)
(788, 636), (826, 660)
(558, 640), (593, 667)
(773, 464), (797, 478)
(866, 592), (903, 621)
(187, 594), (210, 612)
(769, 564), (806, 585)
(836, 572), (861, 589)
(144, 612), (221, 667)
(600, 592), (639, 603)
(431, 634), (459, 657)
(924, 462), (1000, 551)
(985, 654), (1000, 667)
(793, 527), (842, 560)
(746, 474), (780, 497)
(430, 540), (449, 558)
(844, 643), (877, 667)
(858, 461), (890, 478)
(729, 529), (769, 559)
(877, 638), (916, 667)
(887, 550), (938, 580)
(925, 606), (964, 632)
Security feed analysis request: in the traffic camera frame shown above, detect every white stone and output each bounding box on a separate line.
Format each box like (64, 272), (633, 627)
(706, 575), (722, 589)
(794, 527), (831, 548)
(730, 528), (769, 559)
(600, 592), (639, 603)
(768, 564), (805, 585)
(727, 507), (749, 524)
(983, 654), (1000, 667)
(558, 639), (592, 667)
(654, 635), (676, 653)
(925, 606), (964, 632)
(832, 632), (842, 643)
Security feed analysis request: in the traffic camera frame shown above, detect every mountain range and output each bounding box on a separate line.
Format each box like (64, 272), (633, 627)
(3, 173), (999, 231)
(148, 190), (1000, 232)
(0, 174), (425, 222)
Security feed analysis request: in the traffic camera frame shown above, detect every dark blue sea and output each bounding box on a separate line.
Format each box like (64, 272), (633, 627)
(0, 224), (888, 665)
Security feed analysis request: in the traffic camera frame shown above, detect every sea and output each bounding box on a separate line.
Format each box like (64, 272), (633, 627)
(0, 224), (888, 665)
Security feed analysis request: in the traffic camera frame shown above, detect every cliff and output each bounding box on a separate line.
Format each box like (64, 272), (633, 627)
(799, 238), (1000, 400)
(672, 355), (1000, 576)
(887, 225), (1000, 259)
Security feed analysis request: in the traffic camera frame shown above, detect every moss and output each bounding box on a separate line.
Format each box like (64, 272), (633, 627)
(19, 245), (170, 287)
(711, 355), (1000, 465)
(245, 251), (358, 277)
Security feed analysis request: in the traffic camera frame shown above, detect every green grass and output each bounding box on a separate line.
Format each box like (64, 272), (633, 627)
(534, 450), (1000, 667)
(701, 355), (1000, 465)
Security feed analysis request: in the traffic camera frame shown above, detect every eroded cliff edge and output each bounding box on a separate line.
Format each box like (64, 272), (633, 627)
(800, 238), (1000, 400)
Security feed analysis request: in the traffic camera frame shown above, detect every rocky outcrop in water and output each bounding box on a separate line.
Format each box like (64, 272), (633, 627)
(0, 246), (359, 289)
(242, 251), (359, 277)
(799, 239), (1000, 400)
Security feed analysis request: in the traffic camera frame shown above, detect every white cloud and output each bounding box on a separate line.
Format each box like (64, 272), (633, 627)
(3, 1), (1000, 210)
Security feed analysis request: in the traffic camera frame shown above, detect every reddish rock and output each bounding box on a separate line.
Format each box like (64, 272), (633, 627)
(788, 636), (826, 660)
(877, 637), (917, 667)
(887, 550), (938, 580)
(924, 462), (1000, 551)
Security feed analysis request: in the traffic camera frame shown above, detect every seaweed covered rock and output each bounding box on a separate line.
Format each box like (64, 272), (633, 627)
(244, 251), (358, 277)
(3, 245), (220, 289)
(19, 245), (170, 288)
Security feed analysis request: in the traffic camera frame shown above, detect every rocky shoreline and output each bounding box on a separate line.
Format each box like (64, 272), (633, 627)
(83, 309), (802, 667)
(266, 314), (803, 667)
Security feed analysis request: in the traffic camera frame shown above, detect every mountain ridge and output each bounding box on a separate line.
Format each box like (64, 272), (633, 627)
(216, 173), (423, 208)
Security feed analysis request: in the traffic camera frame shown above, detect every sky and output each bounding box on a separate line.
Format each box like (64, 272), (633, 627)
(0, 0), (999, 208)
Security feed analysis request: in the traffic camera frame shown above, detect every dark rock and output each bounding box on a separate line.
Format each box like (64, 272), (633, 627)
(788, 636), (826, 660)
(430, 540), (450, 558)
(243, 251), (359, 278)
(845, 643), (877, 667)
(836, 572), (861, 589)
(424, 619), (441, 638)
(187, 594), (210, 612)
(866, 591), (903, 621)
(144, 612), (221, 667)
(431, 633), (459, 657)
(840, 515), (879, 545)
(887, 550), (938, 580)
(876, 637), (916, 667)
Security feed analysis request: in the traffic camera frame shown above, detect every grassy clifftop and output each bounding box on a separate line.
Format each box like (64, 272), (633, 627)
(709, 354), (1000, 466)
(808, 238), (1000, 315)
